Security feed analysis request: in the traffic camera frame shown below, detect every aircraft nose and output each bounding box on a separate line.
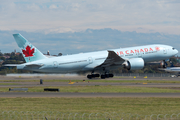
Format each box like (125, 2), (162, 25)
(175, 49), (179, 54)
(173, 49), (179, 55)
(171, 47), (178, 55)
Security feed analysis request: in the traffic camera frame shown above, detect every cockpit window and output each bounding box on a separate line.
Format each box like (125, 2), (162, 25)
(172, 48), (175, 50)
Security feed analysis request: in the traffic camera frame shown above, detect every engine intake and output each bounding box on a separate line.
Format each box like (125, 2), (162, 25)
(123, 58), (144, 70)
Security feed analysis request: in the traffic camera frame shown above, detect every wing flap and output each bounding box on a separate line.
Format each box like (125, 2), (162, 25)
(96, 50), (125, 68)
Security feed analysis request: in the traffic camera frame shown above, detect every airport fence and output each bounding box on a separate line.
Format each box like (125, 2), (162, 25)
(0, 111), (180, 120)
(114, 73), (175, 77)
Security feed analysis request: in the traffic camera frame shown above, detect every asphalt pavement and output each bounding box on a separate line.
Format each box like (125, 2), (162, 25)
(1, 82), (180, 88)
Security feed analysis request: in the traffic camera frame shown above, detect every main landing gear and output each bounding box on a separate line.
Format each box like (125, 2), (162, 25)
(87, 74), (100, 79)
(87, 69), (114, 79)
(87, 73), (114, 79)
(100, 74), (114, 79)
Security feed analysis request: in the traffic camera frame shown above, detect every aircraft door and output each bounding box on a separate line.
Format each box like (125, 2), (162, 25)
(88, 57), (93, 64)
(163, 48), (167, 54)
(53, 61), (58, 68)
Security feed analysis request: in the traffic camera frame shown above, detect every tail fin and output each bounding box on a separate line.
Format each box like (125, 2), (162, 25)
(13, 34), (47, 63)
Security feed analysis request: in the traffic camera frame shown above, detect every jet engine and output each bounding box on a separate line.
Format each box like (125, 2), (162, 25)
(123, 58), (144, 70)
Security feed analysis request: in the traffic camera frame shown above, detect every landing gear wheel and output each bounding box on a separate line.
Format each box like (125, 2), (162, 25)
(93, 74), (100, 77)
(100, 74), (114, 79)
(101, 75), (106, 79)
(105, 74), (109, 78)
(87, 74), (100, 79)
(87, 75), (92, 79)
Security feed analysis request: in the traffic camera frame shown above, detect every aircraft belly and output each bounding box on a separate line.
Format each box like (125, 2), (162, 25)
(58, 63), (88, 73)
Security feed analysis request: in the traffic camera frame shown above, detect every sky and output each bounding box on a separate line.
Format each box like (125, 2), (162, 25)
(0, 0), (180, 55)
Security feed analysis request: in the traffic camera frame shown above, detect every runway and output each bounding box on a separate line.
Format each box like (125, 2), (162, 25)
(1, 75), (180, 80)
(0, 92), (180, 98)
(1, 82), (180, 88)
(1, 75), (180, 87)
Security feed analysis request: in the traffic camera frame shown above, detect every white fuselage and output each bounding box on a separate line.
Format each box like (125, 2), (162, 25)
(17, 44), (178, 73)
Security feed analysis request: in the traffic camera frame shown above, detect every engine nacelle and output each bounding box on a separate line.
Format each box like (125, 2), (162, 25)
(123, 58), (144, 70)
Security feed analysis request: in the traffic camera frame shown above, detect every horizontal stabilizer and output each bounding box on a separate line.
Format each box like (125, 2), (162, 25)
(3, 64), (19, 67)
(26, 64), (44, 67)
(4, 63), (44, 67)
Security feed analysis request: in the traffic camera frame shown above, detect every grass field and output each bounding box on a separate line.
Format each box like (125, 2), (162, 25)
(0, 83), (19, 85)
(1, 78), (180, 119)
(1, 86), (180, 93)
(0, 97), (180, 115)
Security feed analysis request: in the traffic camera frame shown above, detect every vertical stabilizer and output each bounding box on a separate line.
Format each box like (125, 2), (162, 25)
(13, 34), (47, 62)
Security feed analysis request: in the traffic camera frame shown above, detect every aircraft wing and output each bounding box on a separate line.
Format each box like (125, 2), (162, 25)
(96, 50), (126, 68)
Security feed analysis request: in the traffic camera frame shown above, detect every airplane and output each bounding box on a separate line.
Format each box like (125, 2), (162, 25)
(159, 67), (180, 72)
(4, 33), (178, 79)
(158, 60), (180, 76)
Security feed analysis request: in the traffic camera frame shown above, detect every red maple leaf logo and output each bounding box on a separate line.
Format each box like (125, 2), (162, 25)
(155, 46), (160, 51)
(22, 45), (35, 57)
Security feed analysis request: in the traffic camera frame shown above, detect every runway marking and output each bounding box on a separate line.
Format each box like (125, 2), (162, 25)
(68, 82), (75, 84)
